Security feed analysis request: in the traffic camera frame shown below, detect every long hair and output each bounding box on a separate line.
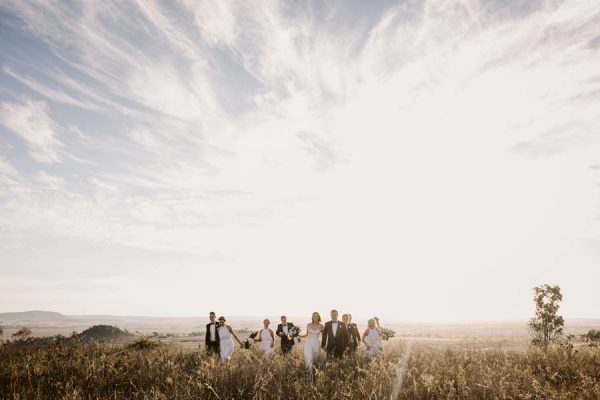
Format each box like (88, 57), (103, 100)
(312, 312), (322, 323)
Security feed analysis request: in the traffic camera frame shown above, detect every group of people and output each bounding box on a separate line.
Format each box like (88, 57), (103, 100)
(205, 309), (385, 372)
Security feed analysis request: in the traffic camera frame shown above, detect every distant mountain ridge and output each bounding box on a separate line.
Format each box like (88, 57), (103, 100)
(0, 311), (65, 321)
(1, 311), (598, 326)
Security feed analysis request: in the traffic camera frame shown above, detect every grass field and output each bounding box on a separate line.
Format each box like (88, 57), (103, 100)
(1, 337), (599, 399)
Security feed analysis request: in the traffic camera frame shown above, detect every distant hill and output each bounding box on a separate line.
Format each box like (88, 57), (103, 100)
(0, 311), (65, 322)
(78, 325), (131, 341)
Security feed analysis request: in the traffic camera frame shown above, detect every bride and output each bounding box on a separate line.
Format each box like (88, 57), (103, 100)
(300, 312), (323, 373)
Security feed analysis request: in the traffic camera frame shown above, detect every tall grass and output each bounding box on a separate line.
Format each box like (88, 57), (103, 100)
(399, 344), (600, 399)
(0, 341), (401, 399)
(0, 340), (598, 399)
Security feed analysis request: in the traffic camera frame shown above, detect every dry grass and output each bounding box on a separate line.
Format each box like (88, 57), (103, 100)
(0, 339), (598, 399)
(400, 344), (600, 399)
(0, 341), (401, 400)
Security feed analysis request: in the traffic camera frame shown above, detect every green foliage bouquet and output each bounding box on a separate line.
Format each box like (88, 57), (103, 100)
(288, 326), (301, 343)
(379, 327), (395, 341)
(243, 331), (259, 349)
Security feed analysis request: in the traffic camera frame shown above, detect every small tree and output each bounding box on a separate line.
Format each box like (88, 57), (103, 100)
(528, 284), (564, 347)
(12, 327), (32, 340)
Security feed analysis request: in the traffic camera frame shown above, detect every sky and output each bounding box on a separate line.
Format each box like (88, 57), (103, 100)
(0, 0), (599, 322)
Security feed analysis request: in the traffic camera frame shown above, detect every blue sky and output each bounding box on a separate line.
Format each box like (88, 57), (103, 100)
(1, 0), (599, 321)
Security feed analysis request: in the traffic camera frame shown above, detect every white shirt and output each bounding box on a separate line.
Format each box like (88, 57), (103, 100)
(282, 324), (289, 336)
(209, 323), (216, 341)
(332, 321), (338, 336)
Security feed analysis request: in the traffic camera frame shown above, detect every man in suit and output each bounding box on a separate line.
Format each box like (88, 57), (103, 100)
(205, 311), (220, 355)
(321, 309), (348, 359)
(343, 313), (361, 354)
(276, 315), (295, 354)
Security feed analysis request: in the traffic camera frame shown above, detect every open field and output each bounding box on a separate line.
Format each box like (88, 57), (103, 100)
(1, 338), (599, 399)
(1, 312), (599, 398)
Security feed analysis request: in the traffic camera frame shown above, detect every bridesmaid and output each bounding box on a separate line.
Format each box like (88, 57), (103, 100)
(256, 318), (275, 357)
(362, 317), (383, 359)
(217, 316), (243, 361)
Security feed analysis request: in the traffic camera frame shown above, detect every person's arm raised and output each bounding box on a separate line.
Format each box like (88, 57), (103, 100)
(228, 325), (244, 346)
(374, 317), (381, 328)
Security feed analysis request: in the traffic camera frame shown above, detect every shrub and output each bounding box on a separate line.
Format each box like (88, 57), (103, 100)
(582, 329), (600, 347)
(128, 338), (160, 350)
(11, 327), (32, 340)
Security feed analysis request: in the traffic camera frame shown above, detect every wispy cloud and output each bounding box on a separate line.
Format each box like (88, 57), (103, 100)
(0, 99), (62, 163)
(3, 65), (98, 110)
(0, 0), (599, 318)
(35, 170), (65, 190)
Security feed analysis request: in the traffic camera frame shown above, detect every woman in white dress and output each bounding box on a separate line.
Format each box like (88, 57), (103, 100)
(362, 317), (383, 359)
(217, 316), (243, 361)
(255, 318), (275, 357)
(300, 312), (323, 373)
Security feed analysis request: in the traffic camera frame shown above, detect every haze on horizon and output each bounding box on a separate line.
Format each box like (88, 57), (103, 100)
(1, 0), (599, 322)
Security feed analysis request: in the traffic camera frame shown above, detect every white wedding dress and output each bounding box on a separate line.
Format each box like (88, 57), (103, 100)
(364, 328), (383, 358)
(303, 327), (321, 371)
(259, 329), (274, 357)
(218, 325), (234, 360)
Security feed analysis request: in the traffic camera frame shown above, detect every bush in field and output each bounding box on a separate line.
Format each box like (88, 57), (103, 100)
(582, 329), (600, 347)
(128, 338), (160, 350)
(5, 334), (71, 348)
(11, 327), (32, 340)
(78, 325), (131, 341)
(528, 284), (564, 347)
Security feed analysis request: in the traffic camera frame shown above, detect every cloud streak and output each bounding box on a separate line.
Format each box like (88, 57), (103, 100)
(0, 99), (62, 163)
(0, 0), (599, 319)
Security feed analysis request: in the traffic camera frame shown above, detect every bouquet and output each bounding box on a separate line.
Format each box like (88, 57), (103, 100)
(379, 327), (395, 341)
(287, 326), (301, 344)
(243, 331), (259, 349)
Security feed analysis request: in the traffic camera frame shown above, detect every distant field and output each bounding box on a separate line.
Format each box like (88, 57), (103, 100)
(2, 311), (598, 340)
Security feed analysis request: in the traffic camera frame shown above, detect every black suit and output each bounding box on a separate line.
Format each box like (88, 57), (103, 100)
(205, 322), (220, 355)
(346, 322), (361, 353)
(321, 320), (348, 358)
(276, 322), (295, 354)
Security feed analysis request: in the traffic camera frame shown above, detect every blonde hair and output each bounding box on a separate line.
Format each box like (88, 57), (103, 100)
(312, 312), (322, 323)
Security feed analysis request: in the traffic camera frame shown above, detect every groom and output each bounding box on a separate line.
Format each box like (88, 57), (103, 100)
(276, 315), (295, 354)
(321, 309), (348, 359)
(205, 311), (220, 356)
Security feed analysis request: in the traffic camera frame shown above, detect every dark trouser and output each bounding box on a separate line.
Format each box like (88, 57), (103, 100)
(326, 347), (345, 359)
(206, 341), (219, 355)
(281, 342), (294, 354)
(347, 342), (358, 354)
